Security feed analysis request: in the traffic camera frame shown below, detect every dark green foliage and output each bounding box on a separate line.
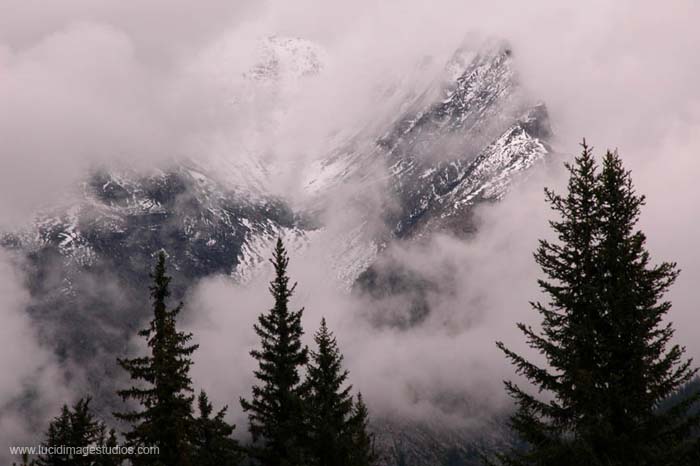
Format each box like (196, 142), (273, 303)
(304, 318), (355, 466)
(495, 141), (602, 466)
(240, 238), (309, 466)
(38, 405), (74, 466)
(36, 398), (113, 466)
(191, 391), (242, 466)
(593, 151), (699, 463)
(114, 251), (199, 466)
(347, 393), (378, 466)
(496, 141), (700, 465)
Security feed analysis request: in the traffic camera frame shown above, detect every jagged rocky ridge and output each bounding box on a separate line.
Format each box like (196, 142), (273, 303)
(1, 39), (553, 466)
(299, 43), (551, 291)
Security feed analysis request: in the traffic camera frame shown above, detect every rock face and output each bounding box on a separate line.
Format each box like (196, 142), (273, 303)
(1, 165), (307, 414)
(1, 39), (553, 465)
(304, 45), (550, 227)
(298, 44), (550, 287)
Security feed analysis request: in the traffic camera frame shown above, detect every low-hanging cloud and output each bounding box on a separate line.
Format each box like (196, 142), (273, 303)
(183, 163), (561, 434)
(180, 0), (700, 435)
(2, 0), (696, 217)
(0, 251), (73, 450)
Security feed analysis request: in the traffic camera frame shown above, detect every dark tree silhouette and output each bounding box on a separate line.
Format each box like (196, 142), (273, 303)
(496, 142), (700, 465)
(115, 251), (198, 466)
(240, 239), (309, 466)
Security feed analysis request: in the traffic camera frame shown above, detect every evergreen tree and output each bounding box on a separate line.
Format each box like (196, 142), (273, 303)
(304, 318), (355, 466)
(347, 394), (377, 466)
(495, 141), (603, 465)
(592, 150), (700, 464)
(37, 398), (103, 466)
(240, 238), (309, 466)
(496, 142), (700, 465)
(37, 405), (73, 466)
(114, 251), (199, 466)
(191, 391), (242, 466)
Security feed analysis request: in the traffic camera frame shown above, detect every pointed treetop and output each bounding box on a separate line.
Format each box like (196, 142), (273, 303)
(198, 390), (213, 420)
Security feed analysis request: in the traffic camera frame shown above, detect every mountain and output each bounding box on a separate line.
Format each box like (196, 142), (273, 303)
(1, 38), (553, 466)
(299, 42), (551, 292)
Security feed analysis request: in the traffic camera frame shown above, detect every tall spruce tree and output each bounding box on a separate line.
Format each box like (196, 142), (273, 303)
(495, 141), (603, 465)
(240, 238), (309, 466)
(592, 150), (700, 464)
(496, 143), (700, 465)
(304, 318), (355, 466)
(114, 251), (199, 466)
(191, 391), (242, 466)
(37, 404), (74, 466)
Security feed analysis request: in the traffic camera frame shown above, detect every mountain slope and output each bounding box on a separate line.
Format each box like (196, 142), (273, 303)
(1, 39), (553, 466)
(299, 43), (551, 292)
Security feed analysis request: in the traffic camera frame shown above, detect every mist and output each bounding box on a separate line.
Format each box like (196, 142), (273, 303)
(0, 251), (73, 445)
(1, 0), (699, 455)
(184, 0), (700, 430)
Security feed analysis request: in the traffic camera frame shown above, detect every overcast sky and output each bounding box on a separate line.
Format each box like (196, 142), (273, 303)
(1, 0), (699, 451)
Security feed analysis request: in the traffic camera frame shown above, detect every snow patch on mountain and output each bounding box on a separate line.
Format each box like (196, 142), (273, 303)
(231, 222), (309, 284)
